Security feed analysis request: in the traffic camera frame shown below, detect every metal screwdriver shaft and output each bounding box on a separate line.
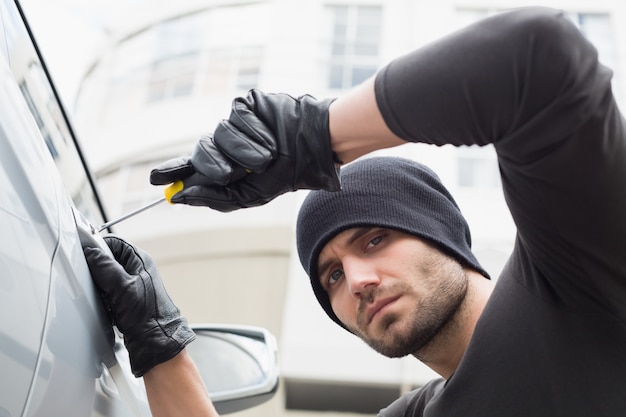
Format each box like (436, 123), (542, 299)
(95, 180), (184, 233)
(96, 197), (166, 232)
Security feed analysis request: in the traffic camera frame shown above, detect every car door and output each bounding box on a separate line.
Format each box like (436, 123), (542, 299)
(1, 2), (280, 416)
(0, 1), (139, 416)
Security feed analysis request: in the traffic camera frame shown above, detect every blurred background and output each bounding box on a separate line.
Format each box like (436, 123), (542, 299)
(18, 0), (626, 415)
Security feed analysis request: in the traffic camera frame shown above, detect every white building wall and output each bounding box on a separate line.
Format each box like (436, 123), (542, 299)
(64, 0), (626, 415)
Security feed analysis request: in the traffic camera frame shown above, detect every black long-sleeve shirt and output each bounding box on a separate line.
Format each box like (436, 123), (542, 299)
(375, 7), (626, 416)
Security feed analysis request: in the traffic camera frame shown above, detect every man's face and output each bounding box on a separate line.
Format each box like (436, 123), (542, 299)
(317, 227), (468, 358)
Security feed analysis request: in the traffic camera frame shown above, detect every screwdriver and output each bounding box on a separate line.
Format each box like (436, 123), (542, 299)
(96, 181), (184, 233)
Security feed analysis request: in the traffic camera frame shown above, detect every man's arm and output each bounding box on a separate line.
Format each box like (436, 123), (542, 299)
(144, 349), (218, 417)
(329, 76), (405, 164)
(331, 7), (608, 156)
(366, 7), (626, 314)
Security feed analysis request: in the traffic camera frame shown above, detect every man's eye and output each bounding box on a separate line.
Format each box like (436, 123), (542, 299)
(366, 235), (383, 249)
(328, 269), (344, 286)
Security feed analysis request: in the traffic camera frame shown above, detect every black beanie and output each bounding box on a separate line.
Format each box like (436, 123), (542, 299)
(296, 156), (489, 329)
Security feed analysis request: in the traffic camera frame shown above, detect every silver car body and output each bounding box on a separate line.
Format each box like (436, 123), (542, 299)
(0, 1), (277, 416)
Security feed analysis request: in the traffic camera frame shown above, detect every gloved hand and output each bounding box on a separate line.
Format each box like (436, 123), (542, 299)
(150, 89), (342, 212)
(83, 236), (196, 377)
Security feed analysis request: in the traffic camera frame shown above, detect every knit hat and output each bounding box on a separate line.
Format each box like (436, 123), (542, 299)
(296, 156), (489, 329)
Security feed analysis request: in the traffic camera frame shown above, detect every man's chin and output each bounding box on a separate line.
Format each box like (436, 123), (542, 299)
(362, 322), (417, 358)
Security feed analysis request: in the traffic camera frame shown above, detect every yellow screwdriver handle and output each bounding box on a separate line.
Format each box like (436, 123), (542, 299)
(164, 180), (184, 204)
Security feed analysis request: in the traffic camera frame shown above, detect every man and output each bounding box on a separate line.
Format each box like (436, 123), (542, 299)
(87, 6), (625, 416)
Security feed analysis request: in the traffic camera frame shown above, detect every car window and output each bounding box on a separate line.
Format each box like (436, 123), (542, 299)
(1, 0), (106, 226)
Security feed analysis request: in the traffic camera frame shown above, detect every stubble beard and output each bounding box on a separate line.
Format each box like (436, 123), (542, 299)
(349, 253), (469, 359)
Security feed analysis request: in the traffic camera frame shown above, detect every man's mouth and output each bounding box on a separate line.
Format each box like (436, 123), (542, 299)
(366, 295), (401, 325)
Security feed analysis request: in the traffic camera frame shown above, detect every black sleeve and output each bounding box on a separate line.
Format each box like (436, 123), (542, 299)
(375, 7), (626, 319)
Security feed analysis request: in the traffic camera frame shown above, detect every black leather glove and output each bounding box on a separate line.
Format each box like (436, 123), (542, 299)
(83, 236), (195, 377)
(150, 89), (341, 212)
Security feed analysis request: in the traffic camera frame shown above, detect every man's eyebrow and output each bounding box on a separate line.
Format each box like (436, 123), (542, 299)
(346, 227), (373, 246)
(317, 227), (373, 285)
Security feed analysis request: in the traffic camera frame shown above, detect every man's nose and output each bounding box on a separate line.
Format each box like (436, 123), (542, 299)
(343, 256), (380, 297)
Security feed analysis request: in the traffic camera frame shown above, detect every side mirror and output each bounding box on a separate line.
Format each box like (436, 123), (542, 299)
(187, 324), (280, 415)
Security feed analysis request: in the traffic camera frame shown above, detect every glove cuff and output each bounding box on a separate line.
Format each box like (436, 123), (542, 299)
(297, 96), (341, 192)
(125, 318), (196, 377)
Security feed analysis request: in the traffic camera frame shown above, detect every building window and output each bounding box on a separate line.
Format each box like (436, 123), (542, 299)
(457, 145), (500, 188)
(148, 55), (198, 102)
(100, 160), (161, 215)
(204, 46), (263, 93)
(147, 16), (202, 103)
(326, 5), (382, 89)
(236, 46), (263, 90)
